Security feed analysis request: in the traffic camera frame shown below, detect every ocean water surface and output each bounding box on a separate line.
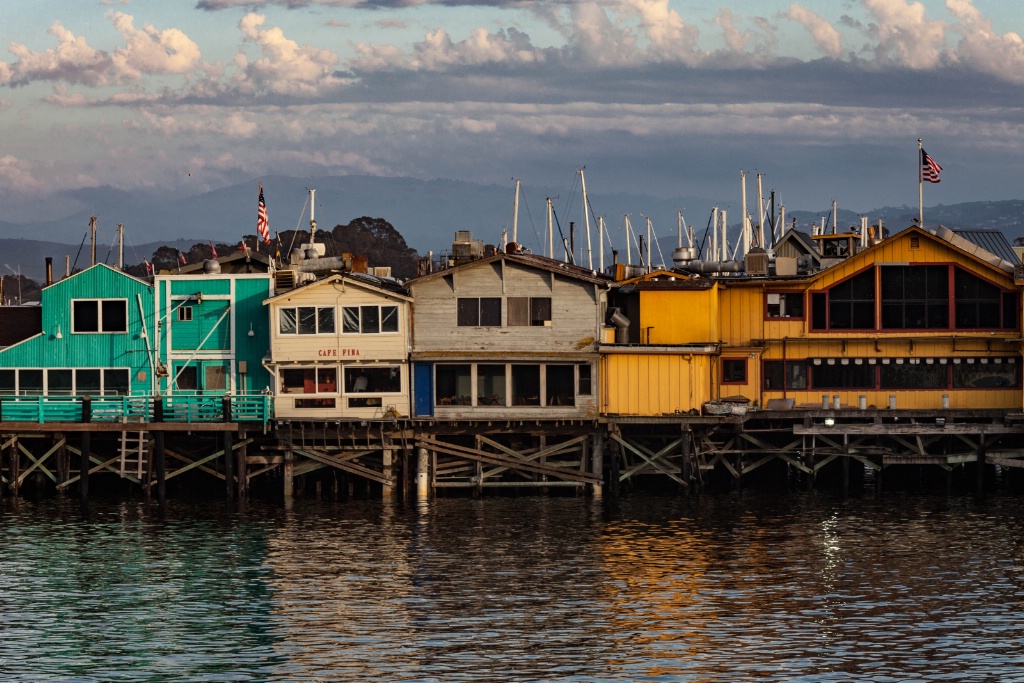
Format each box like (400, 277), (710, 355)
(1, 492), (1023, 682)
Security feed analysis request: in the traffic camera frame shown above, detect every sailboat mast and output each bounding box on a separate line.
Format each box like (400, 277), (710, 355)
(118, 223), (124, 269)
(598, 216), (605, 274)
(756, 173), (765, 249)
(580, 169), (593, 269)
(546, 197), (553, 259)
(624, 215), (633, 265)
(512, 179), (520, 246)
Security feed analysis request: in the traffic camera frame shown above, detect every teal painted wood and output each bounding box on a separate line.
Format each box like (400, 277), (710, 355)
(0, 265), (155, 396)
(170, 301), (231, 351)
(233, 277), (273, 395)
(0, 394), (269, 424)
(169, 278), (231, 296)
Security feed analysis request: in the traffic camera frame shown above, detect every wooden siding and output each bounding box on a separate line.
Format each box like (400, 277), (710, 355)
(410, 260), (606, 355)
(602, 354), (714, 415)
(266, 277), (412, 420)
(638, 288), (718, 345)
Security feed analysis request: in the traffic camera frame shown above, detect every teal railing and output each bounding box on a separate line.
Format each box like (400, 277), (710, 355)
(0, 394), (272, 426)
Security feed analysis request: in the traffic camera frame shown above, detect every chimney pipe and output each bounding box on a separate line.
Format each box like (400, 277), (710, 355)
(45, 257), (53, 287)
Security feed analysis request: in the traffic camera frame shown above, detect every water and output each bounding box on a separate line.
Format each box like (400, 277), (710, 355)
(2, 492), (1023, 682)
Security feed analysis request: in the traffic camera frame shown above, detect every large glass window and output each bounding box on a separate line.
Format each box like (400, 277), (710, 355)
(955, 269), (1008, 329)
(811, 361), (875, 389)
(546, 365), (575, 406)
(436, 365), (472, 405)
(512, 365), (540, 405)
(104, 369), (130, 395)
(344, 366), (400, 394)
(828, 270), (875, 329)
(0, 370), (14, 394)
(881, 265), (948, 329)
(72, 299), (128, 333)
(952, 360), (1018, 388)
(279, 307), (334, 335)
(342, 305), (400, 334)
(76, 369), (101, 394)
(47, 370), (73, 395)
(879, 361), (947, 389)
(476, 365), (506, 406)
(281, 367), (337, 394)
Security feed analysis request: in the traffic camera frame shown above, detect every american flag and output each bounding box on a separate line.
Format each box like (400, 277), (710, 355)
(921, 148), (942, 183)
(257, 184), (270, 244)
(179, 250), (187, 265)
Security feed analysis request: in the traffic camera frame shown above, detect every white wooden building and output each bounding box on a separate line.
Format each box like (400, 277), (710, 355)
(407, 253), (613, 420)
(263, 274), (412, 420)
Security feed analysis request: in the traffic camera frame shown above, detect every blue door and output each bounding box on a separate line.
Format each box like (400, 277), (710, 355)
(413, 363), (433, 417)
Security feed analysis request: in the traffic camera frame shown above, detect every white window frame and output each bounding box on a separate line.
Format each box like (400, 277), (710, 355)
(71, 298), (129, 334)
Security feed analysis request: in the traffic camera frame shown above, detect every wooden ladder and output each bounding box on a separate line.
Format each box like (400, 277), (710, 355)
(120, 431), (149, 479)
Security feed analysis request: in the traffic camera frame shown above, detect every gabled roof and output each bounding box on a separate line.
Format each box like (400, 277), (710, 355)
(773, 229), (821, 262)
(264, 272), (411, 305)
(406, 252), (614, 287)
(617, 268), (691, 286)
(45, 262), (151, 289)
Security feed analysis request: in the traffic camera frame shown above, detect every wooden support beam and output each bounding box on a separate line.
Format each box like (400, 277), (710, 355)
(294, 448), (390, 485)
(477, 435), (587, 481)
(741, 454), (776, 475)
(795, 424), (1019, 435)
(17, 439), (63, 484)
(609, 434), (686, 485)
(777, 453), (812, 474)
(417, 437), (601, 485)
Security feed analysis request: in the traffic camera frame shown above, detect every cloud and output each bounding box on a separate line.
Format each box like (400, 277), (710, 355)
(785, 4), (842, 57)
(861, 0), (948, 69)
(946, 0), (1024, 84)
(110, 12), (202, 80)
(0, 155), (44, 193)
(234, 13), (345, 95)
(5, 23), (114, 87)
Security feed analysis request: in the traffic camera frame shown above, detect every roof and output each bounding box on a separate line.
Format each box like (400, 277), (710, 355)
(264, 272), (411, 304)
(406, 251), (615, 287)
(948, 228), (1019, 265)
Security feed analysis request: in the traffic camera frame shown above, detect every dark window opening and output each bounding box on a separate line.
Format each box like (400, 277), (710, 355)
(722, 358), (747, 384)
(881, 265), (948, 329)
(828, 269), (876, 329)
(766, 293), (804, 318)
(811, 361), (875, 389)
(546, 365), (575, 406)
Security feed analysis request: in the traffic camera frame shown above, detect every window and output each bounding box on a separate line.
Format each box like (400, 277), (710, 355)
(828, 270), (875, 329)
(508, 297), (553, 326)
(76, 369), (101, 394)
(175, 366), (197, 391)
(881, 265), (948, 329)
(578, 364), (593, 396)
(344, 366), (400, 394)
(72, 299), (128, 333)
(177, 306), (193, 322)
(546, 365), (575, 406)
(812, 361), (875, 389)
(205, 365), (227, 392)
(763, 361), (807, 390)
(342, 305), (400, 334)
(953, 360), (1019, 388)
(281, 367), (337, 394)
(766, 292), (804, 318)
(722, 358), (747, 384)
(476, 365), (506, 405)
(279, 307), (335, 335)
(19, 370), (43, 395)
(436, 364), (472, 405)
(811, 292), (827, 330)
(0, 370), (14, 394)
(457, 297), (501, 326)
(47, 370), (73, 395)
(512, 365), (540, 405)
(955, 269), (1014, 329)
(879, 360), (946, 389)
(104, 369), (130, 395)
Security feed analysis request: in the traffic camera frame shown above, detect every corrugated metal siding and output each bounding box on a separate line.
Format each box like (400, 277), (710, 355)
(0, 265), (154, 395)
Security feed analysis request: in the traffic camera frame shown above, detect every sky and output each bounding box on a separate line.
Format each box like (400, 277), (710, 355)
(1, 0), (1023, 232)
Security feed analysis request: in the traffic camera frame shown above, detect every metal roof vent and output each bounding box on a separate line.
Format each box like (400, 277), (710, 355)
(203, 259), (221, 274)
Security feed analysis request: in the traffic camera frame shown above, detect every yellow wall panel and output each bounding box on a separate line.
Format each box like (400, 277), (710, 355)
(602, 354), (714, 415)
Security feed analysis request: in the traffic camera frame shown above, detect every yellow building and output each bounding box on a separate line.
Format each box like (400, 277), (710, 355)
(602, 226), (1022, 416)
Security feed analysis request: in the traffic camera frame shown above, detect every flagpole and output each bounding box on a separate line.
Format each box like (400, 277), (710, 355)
(918, 138), (924, 227)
